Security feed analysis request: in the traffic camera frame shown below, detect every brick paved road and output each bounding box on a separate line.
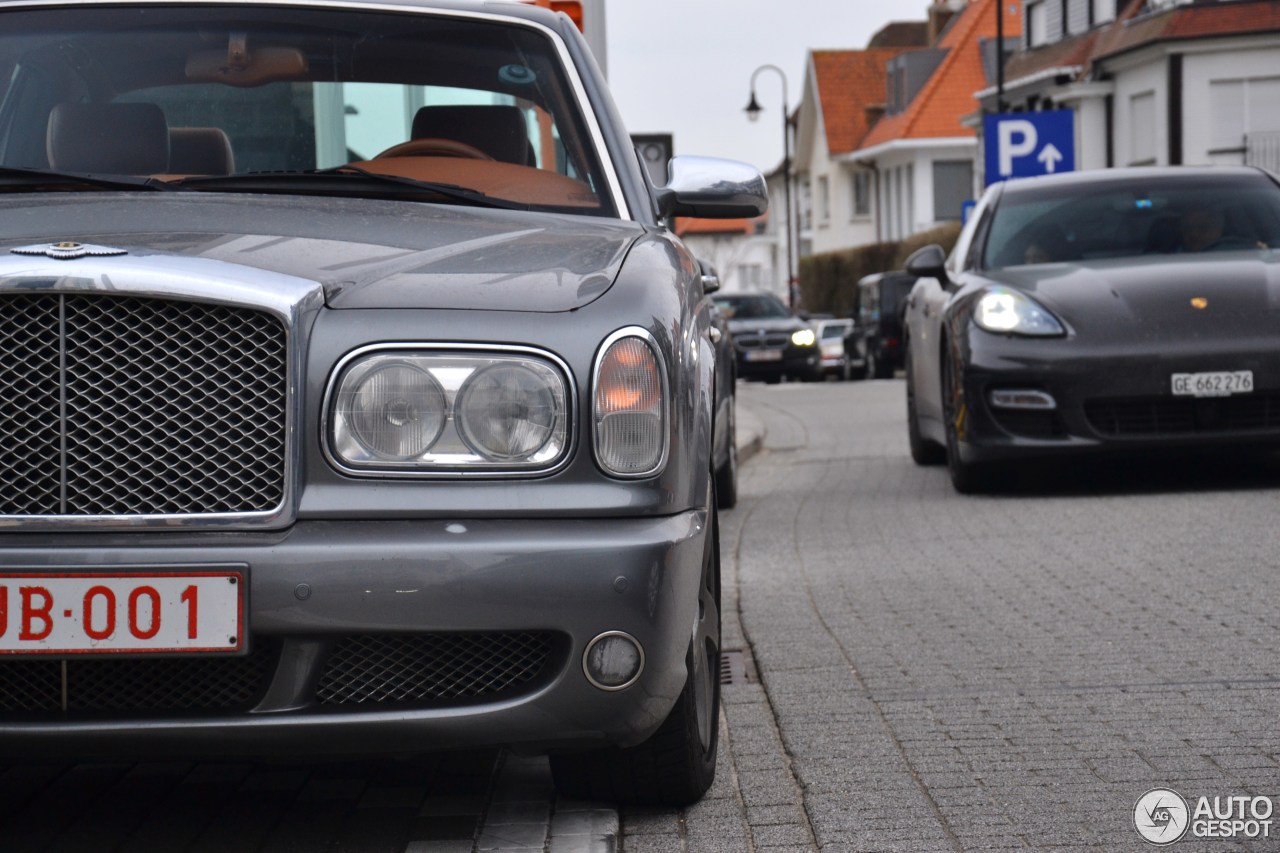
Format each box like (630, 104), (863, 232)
(6, 378), (1280, 851)
(712, 379), (1280, 852)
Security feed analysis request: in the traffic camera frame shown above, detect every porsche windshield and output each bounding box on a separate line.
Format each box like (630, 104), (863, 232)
(0, 5), (614, 215)
(983, 173), (1280, 269)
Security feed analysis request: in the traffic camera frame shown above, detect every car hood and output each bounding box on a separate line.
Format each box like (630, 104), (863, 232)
(982, 251), (1280, 341)
(0, 193), (642, 311)
(725, 316), (808, 334)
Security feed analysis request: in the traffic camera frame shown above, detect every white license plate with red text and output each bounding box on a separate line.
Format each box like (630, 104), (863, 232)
(745, 349), (783, 362)
(0, 571), (245, 655)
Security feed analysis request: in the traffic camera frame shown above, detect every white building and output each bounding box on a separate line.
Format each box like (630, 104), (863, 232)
(976, 0), (1280, 175)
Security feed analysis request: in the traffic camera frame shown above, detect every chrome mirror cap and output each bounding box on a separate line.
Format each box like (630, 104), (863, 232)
(656, 156), (768, 219)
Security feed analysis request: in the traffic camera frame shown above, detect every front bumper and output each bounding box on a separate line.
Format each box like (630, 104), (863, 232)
(736, 347), (819, 380)
(0, 512), (707, 759)
(958, 334), (1280, 463)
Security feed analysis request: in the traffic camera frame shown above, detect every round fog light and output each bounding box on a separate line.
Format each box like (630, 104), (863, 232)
(583, 631), (644, 691)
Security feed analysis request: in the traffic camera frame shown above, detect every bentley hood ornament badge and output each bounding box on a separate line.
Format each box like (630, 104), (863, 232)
(11, 241), (127, 260)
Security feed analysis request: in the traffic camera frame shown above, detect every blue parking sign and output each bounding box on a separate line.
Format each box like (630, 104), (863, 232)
(983, 110), (1075, 186)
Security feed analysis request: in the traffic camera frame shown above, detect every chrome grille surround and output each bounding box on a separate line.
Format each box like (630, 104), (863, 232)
(0, 251), (321, 530)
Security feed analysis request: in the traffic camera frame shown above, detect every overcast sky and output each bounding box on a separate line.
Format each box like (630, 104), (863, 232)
(605, 0), (931, 174)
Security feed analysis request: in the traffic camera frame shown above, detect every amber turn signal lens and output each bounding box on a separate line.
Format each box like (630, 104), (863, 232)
(595, 338), (660, 414)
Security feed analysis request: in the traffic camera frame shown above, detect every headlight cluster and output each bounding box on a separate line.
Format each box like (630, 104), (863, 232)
(974, 286), (1064, 336)
(329, 350), (570, 474)
(329, 333), (671, 480)
(791, 328), (817, 347)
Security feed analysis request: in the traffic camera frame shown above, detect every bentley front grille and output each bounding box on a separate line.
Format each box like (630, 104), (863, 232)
(0, 294), (287, 517)
(315, 632), (563, 708)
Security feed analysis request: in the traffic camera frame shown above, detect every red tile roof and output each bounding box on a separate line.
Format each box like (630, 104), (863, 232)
(812, 48), (922, 154)
(674, 217), (761, 237)
(859, 0), (1023, 149)
(1006, 0), (1280, 87)
(1093, 0), (1280, 64)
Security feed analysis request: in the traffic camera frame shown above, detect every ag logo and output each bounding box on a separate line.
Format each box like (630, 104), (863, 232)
(1134, 788), (1190, 845)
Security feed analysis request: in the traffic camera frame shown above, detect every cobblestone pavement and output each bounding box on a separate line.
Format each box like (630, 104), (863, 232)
(6, 378), (1280, 852)
(716, 379), (1280, 852)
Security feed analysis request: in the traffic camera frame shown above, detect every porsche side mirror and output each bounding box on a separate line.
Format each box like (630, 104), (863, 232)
(905, 244), (950, 285)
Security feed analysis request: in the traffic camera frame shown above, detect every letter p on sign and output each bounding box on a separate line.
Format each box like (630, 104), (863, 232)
(998, 120), (1037, 177)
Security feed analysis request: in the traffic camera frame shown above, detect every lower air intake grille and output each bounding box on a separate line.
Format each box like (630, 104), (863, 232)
(316, 632), (561, 707)
(0, 639), (278, 715)
(1085, 393), (1280, 437)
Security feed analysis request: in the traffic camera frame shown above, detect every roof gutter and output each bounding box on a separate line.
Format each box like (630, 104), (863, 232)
(841, 136), (975, 163)
(974, 66), (1083, 100)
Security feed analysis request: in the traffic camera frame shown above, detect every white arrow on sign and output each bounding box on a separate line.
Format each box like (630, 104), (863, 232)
(1037, 143), (1063, 173)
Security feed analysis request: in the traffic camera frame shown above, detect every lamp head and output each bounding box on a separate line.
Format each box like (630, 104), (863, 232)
(744, 91), (762, 123)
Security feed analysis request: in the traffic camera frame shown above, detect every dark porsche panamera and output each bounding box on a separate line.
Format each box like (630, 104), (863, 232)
(903, 166), (1280, 493)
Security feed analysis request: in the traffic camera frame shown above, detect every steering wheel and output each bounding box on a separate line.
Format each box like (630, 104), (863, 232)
(373, 138), (493, 160)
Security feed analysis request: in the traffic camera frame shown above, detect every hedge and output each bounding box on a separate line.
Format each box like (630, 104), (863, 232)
(797, 221), (963, 317)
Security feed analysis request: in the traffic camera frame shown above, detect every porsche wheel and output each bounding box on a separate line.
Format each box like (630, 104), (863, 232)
(942, 350), (994, 494)
(550, 497), (721, 806)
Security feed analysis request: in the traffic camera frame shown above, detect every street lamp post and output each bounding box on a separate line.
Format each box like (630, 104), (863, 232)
(745, 64), (795, 310)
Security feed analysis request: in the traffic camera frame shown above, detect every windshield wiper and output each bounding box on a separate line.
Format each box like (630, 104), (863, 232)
(0, 165), (173, 192)
(173, 165), (530, 211)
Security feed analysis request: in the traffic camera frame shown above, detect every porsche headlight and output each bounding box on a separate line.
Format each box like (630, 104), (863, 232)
(329, 349), (570, 474)
(593, 328), (668, 478)
(791, 328), (817, 347)
(974, 287), (1064, 336)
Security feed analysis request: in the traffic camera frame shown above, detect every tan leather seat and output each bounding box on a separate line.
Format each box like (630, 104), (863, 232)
(169, 127), (235, 175)
(411, 105), (535, 166)
(47, 103), (169, 174)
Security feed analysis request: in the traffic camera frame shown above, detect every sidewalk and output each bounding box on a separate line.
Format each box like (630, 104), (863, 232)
(735, 401), (765, 465)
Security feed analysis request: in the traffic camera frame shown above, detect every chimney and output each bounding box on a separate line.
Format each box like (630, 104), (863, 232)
(927, 0), (959, 43)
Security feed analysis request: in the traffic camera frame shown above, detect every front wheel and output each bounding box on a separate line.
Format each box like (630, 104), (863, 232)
(715, 408), (739, 509)
(550, 500), (721, 806)
(942, 350), (994, 493)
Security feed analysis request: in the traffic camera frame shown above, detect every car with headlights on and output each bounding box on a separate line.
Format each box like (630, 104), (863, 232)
(903, 166), (1280, 493)
(712, 292), (820, 383)
(0, 0), (766, 806)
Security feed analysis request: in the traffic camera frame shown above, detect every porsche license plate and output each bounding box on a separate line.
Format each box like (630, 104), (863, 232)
(1171, 371), (1253, 397)
(0, 571), (245, 655)
(745, 349), (783, 362)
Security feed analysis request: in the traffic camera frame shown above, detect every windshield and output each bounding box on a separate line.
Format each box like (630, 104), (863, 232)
(713, 294), (792, 320)
(983, 173), (1280, 269)
(0, 5), (614, 215)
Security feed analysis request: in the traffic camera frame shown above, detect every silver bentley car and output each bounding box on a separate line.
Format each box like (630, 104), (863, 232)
(0, 0), (764, 805)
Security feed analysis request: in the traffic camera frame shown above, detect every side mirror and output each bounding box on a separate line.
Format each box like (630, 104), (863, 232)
(656, 156), (768, 219)
(904, 244), (950, 285)
(698, 259), (721, 294)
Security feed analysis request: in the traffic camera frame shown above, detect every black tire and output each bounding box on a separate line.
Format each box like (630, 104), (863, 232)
(942, 349), (994, 494)
(550, 500), (722, 806)
(906, 340), (945, 466)
(870, 346), (893, 379)
(715, 408), (739, 509)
